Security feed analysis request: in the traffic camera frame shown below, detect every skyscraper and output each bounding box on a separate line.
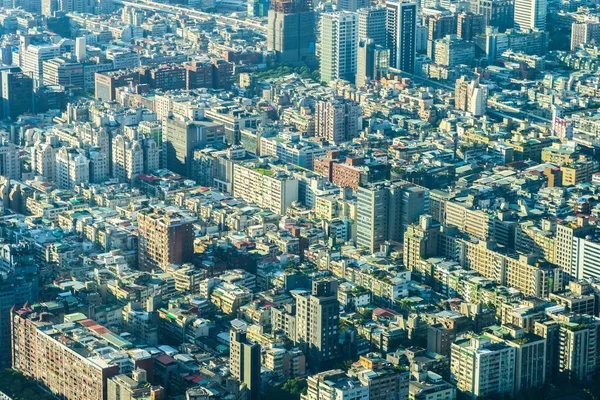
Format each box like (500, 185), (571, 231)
(514, 0), (547, 31)
(230, 330), (261, 400)
(267, 0), (316, 64)
(320, 11), (358, 83)
(294, 279), (339, 370)
(385, 0), (417, 73)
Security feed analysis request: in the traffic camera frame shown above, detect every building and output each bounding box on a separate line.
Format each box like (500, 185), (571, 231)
(137, 64), (187, 91)
(431, 35), (476, 67)
(337, 0), (369, 11)
(112, 134), (144, 184)
(350, 353), (410, 400)
(514, 0), (546, 31)
(11, 309), (124, 400)
(56, 147), (90, 189)
(162, 115), (224, 177)
(356, 39), (390, 88)
(450, 334), (516, 399)
(18, 38), (64, 86)
(137, 207), (195, 271)
(42, 58), (84, 89)
(320, 11), (358, 83)
(31, 135), (59, 182)
(267, 0), (315, 64)
(386, 0), (417, 73)
(232, 162), (299, 214)
(315, 98), (361, 144)
(358, 7), (387, 46)
(230, 330), (261, 400)
(95, 70), (140, 102)
(303, 369), (369, 400)
(356, 182), (429, 253)
(571, 22), (600, 50)
(1, 69), (33, 120)
(470, 0), (514, 32)
(294, 279), (340, 370)
(107, 369), (163, 400)
(457, 12), (484, 40)
(455, 76), (488, 116)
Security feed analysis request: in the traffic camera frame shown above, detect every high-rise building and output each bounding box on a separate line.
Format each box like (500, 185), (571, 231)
(315, 98), (361, 144)
(0, 243), (37, 366)
(514, 0), (546, 31)
(555, 218), (595, 278)
(356, 39), (390, 88)
(229, 330), (261, 400)
(455, 76), (488, 116)
(107, 369), (164, 400)
(358, 7), (387, 46)
(18, 37), (66, 86)
(112, 134), (144, 184)
(571, 22), (600, 51)
(0, 69), (33, 120)
(294, 279), (340, 370)
(470, 0), (514, 32)
(424, 13), (457, 41)
(320, 11), (358, 83)
(162, 116), (224, 177)
(356, 182), (429, 253)
(56, 147), (89, 189)
(267, 0), (316, 64)
(385, 0), (417, 73)
(451, 334), (516, 399)
(137, 207), (195, 271)
(457, 12), (484, 40)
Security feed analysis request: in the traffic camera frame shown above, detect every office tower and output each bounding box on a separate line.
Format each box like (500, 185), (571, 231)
(267, 0), (316, 64)
(470, 0), (514, 32)
(162, 115), (224, 177)
(95, 70), (140, 102)
(385, 0), (417, 73)
(19, 37), (64, 87)
(451, 334), (516, 399)
(137, 207), (194, 271)
(356, 39), (390, 88)
(315, 98), (361, 144)
(42, 58), (84, 90)
(294, 279), (339, 370)
(514, 0), (546, 31)
(457, 12), (484, 40)
(337, 0), (369, 11)
(0, 243), (38, 366)
(0, 70), (33, 121)
(56, 147), (89, 189)
(230, 330), (261, 400)
(455, 76), (488, 116)
(320, 12), (358, 83)
(357, 182), (429, 253)
(558, 315), (600, 381)
(358, 7), (387, 46)
(571, 22), (600, 51)
(75, 37), (86, 61)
